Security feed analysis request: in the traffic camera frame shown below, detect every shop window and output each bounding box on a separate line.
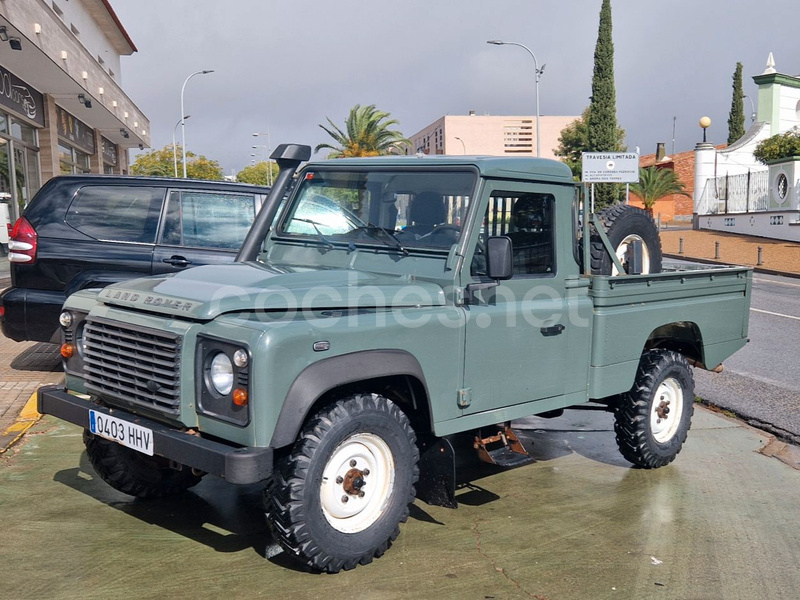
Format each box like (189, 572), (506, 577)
(10, 119), (36, 145)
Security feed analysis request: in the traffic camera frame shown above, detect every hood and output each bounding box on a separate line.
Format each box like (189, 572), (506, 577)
(96, 262), (446, 320)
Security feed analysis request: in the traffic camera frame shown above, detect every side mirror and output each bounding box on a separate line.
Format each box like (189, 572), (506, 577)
(486, 236), (513, 280)
(465, 236), (513, 305)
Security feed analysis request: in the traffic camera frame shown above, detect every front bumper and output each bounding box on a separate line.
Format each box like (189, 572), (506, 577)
(37, 385), (273, 484)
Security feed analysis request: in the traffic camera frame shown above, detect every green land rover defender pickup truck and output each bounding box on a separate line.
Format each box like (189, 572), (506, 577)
(39, 144), (752, 572)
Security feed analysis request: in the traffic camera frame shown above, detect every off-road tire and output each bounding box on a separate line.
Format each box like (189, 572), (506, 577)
(614, 349), (694, 468)
(83, 430), (203, 498)
(265, 393), (419, 573)
(591, 204), (662, 275)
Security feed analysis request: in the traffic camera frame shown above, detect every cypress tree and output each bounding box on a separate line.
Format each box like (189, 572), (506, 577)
(727, 62), (745, 145)
(588, 0), (625, 207)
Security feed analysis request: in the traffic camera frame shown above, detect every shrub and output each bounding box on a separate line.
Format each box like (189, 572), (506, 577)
(753, 128), (800, 164)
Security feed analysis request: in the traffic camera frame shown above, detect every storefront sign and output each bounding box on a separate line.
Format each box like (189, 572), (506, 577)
(57, 106), (95, 154)
(101, 136), (118, 166)
(0, 65), (45, 127)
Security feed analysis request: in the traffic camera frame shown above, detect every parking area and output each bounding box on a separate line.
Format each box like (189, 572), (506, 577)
(3, 405), (800, 599)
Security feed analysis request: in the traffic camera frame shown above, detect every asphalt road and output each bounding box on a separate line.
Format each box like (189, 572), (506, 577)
(694, 272), (800, 442)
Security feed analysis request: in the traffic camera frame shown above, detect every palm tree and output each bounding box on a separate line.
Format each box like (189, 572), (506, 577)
(630, 166), (689, 214)
(315, 104), (410, 158)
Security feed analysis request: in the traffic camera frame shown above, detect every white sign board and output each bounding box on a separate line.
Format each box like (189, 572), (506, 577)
(581, 152), (639, 183)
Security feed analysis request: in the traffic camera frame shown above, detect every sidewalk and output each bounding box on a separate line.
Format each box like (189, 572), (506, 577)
(660, 228), (800, 276)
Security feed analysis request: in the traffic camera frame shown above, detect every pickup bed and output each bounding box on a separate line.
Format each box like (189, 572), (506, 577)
(38, 144), (751, 572)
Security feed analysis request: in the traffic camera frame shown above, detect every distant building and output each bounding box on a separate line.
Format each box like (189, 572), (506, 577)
(0, 0), (150, 223)
(408, 113), (579, 160)
(630, 143), (725, 223)
(630, 54), (800, 234)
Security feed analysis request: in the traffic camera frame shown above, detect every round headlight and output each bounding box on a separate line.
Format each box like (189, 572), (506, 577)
(209, 353), (234, 395)
(59, 311), (73, 328)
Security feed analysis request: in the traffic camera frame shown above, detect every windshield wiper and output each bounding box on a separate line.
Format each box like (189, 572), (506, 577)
(292, 218), (335, 250)
(363, 224), (409, 255)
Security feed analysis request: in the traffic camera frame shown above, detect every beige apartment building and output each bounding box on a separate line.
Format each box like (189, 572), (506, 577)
(0, 0), (150, 223)
(409, 113), (578, 160)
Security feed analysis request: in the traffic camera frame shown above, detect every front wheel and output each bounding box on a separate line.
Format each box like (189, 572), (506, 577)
(614, 349), (694, 468)
(265, 393), (419, 573)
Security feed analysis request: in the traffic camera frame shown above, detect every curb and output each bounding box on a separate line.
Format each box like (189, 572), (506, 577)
(0, 391), (43, 453)
(664, 253), (800, 280)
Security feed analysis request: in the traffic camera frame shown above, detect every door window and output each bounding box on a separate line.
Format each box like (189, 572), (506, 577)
(472, 191), (555, 277)
(160, 191), (256, 249)
(66, 186), (165, 243)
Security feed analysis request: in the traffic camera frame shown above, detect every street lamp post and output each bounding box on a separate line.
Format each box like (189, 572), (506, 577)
(252, 129), (272, 186)
(454, 136), (467, 155)
(172, 115), (190, 177)
(180, 69), (214, 178)
(487, 40), (545, 158)
(743, 95), (756, 123)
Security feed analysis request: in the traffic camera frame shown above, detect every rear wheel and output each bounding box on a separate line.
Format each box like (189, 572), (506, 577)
(591, 204), (662, 275)
(83, 431), (203, 498)
(265, 393), (419, 573)
(614, 349), (694, 468)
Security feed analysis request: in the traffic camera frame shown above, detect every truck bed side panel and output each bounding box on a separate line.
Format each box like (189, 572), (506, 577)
(588, 267), (751, 399)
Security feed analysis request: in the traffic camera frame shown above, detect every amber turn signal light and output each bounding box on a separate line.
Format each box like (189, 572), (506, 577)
(60, 343), (74, 358)
(232, 388), (248, 406)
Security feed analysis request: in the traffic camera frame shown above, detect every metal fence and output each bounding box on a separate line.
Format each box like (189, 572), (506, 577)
(696, 170), (769, 215)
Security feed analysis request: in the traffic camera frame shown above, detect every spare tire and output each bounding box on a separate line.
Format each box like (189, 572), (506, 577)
(590, 204), (662, 275)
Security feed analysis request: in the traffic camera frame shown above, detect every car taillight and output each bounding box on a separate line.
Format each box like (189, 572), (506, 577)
(8, 217), (37, 264)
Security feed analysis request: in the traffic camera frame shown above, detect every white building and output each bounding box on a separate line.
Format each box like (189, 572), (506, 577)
(695, 54), (800, 240)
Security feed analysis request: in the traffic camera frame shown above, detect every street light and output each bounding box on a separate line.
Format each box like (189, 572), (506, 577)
(252, 129), (272, 185)
(180, 69), (214, 178)
(172, 115), (190, 177)
(454, 136), (467, 155)
(487, 40), (545, 157)
(743, 95), (756, 123)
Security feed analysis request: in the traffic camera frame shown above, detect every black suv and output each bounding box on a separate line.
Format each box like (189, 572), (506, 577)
(0, 175), (270, 342)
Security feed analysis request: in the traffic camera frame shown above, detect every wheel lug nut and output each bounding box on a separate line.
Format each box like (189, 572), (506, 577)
(359, 491), (365, 498)
(350, 459), (357, 467)
(341, 495), (349, 503)
(336, 476), (343, 484)
(363, 469), (370, 476)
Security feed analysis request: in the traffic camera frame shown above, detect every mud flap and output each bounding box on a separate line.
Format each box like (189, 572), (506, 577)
(416, 436), (457, 508)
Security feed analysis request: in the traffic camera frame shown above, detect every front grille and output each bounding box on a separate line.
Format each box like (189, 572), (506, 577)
(84, 317), (182, 414)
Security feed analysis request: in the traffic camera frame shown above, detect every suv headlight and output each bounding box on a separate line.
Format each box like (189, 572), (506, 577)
(208, 352), (234, 395)
(197, 336), (251, 427)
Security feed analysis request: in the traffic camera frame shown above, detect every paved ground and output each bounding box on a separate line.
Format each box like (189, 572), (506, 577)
(3, 406), (800, 598)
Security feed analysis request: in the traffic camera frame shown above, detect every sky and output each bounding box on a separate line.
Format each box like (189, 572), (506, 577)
(111, 0), (800, 177)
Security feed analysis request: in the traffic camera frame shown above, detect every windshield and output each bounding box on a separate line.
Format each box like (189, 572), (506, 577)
(277, 168), (476, 251)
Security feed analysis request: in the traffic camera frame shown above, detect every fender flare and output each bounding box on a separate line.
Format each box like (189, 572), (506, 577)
(269, 349), (430, 449)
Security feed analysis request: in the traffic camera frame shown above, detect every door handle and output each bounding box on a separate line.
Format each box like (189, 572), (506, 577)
(162, 256), (192, 268)
(540, 323), (565, 336)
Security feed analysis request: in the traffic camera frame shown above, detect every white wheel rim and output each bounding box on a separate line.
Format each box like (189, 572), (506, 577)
(650, 377), (684, 443)
(320, 433), (395, 533)
(613, 233), (651, 276)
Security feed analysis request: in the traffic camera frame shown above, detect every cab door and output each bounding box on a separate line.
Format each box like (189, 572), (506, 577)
(460, 182), (577, 416)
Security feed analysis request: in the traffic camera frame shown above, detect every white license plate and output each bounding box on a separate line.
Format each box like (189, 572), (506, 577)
(89, 410), (154, 456)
